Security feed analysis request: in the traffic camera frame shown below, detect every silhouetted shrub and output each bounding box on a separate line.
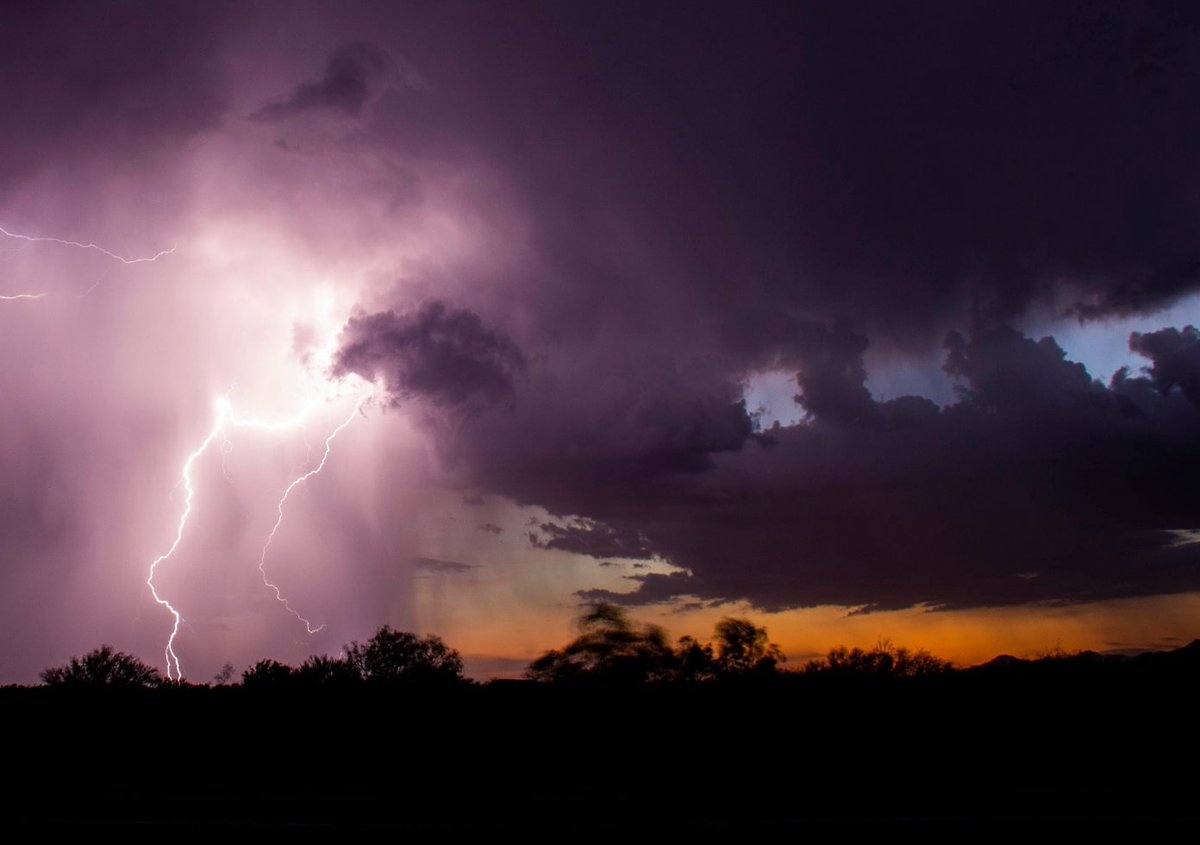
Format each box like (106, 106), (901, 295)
(806, 639), (951, 678)
(241, 658), (296, 688)
(526, 602), (677, 683)
(675, 635), (718, 682)
(296, 654), (361, 687)
(526, 603), (786, 683)
(346, 626), (465, 685)
(713, 617), (786, 675)
(41, 645), (163, 688)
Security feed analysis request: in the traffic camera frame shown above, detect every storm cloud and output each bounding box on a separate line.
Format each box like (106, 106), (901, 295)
(332, 301), (525, 413)
(0, 2), (230, 190)
(347, 303), (1200, 611)
(343, 1), (1200, 355)
(253, 41), (387, 120)
(319, 1), (1200, 614)
(1130, 325), (1200, 406)
(505, 326), (1200, 611)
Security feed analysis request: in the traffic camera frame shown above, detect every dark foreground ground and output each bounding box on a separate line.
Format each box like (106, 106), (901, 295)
(3, 653), (1197, 832)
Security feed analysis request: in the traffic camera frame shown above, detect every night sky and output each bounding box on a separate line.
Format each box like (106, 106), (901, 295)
(3, 0), (1200, 683)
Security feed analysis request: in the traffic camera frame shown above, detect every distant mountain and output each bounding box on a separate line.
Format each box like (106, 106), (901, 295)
(971, 639), (1199, 675)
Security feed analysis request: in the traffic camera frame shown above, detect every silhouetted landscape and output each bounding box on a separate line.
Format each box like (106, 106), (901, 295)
(6, 605), (1197, 830)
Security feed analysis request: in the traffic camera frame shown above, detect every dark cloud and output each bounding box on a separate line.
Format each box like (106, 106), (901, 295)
(793, 320), (879, 425)
(785, 1), (1200, 331)
(342, 1), (1200, 362)
(577, 571), (695, 606)
(1130, 325), (1200, 407)
(332, 301), (525, 413)
(254, 41), (386, 120)
(456, 360), (754, 522)
(530, 519), (655, 560)
(0, 2), (230, 189)
(478, 523), (503, 535)
(615, 326), (1200, 611)
(317, 3), (1200, 615)
(410, 556), (475, 574)
(394, 318), (1200, 612)
(944, 325), (1103, 415)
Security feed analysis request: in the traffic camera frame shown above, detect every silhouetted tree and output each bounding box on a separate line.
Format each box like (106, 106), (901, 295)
(808, 638), (950, 678)
(526, 602), (677, 683)
(241, 658), (296, 688)
(525, 604), (794, 683)
(41, 645), (163, 688)
(713, 617), (785, 675)
(295, 654), (361, 687)
(213, 662), (236, 686)
(346, 626), (465, 685)
(675, 635), (718, 682)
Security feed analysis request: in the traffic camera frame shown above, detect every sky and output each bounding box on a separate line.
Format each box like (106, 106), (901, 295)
(3, 0), (1200, 683)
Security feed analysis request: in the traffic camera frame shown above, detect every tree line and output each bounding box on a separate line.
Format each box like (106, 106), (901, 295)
(35, 601), (954, 689)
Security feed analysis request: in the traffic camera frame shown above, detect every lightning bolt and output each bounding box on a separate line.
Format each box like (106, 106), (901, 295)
(257, 387), (374, 634)
(77, 269), (113, 300)
(6, 221), (367, 677)
(0, 225), (177, 264)
(146, 401), (231, 682)
(1, 224), (175, 301)
(145, 387), (370, 679)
